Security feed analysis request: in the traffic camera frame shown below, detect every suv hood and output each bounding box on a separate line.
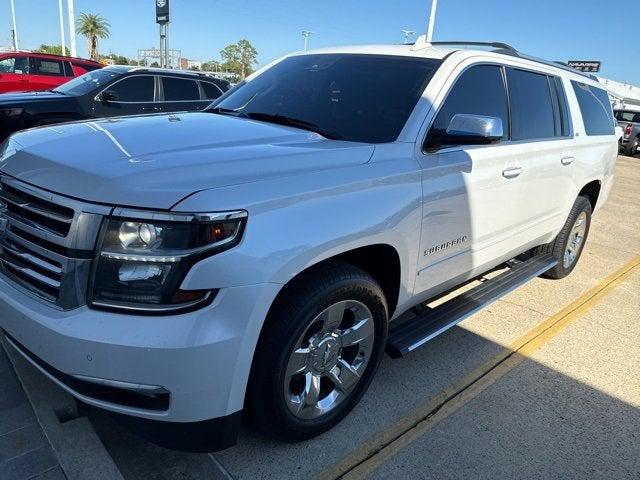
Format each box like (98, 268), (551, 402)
(0, 112), (374, 210)
(0, 90), (70, 105)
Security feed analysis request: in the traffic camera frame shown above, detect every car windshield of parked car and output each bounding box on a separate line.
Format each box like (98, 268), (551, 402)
(211, 54), (441, 143)
(53, 68), (120, 95)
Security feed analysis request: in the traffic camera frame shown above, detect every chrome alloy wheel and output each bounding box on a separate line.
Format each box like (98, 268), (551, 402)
(564, 211), (587, 269)
(283, 300), (375, 420)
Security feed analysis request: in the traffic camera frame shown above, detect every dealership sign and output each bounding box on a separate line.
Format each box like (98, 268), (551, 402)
(567, 61), (601, 73)
(156, 0), (170, 24)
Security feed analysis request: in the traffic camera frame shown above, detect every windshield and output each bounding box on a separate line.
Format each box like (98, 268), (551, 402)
(614, 110), (640, 123)
(212, 54), (441, 143)
(53, 68), (121, 96)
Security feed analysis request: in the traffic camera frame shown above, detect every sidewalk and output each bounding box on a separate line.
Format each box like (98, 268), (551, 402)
(0, 345), (65, 480)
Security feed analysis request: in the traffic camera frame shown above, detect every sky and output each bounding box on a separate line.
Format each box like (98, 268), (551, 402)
(1, 0), (637, 84)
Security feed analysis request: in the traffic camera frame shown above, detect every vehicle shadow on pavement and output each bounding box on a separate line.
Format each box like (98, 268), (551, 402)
(81, 316), (639, 480)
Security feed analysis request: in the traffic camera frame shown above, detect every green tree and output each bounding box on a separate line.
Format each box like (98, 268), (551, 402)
(34, 44), (70, 56)
(201, 61), (220, 72)
(75, 13), (110, 61)
(220, 39), (257, 79)
(101, 53), (130, 65)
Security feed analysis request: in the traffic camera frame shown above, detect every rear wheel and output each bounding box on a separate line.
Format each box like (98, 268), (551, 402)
(534, 196), (592, 279)
(247, 261), (388, 442)
(624, 136), (639, 157)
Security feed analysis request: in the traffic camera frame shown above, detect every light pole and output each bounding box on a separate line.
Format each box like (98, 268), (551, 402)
(58, 0), (66, 56)
(9, 0), (18, 51)
(67, 0), (77, 57)
(426, 0), (438, 43)
(302, 30), (314, 51)
(401, 29), (416, 44)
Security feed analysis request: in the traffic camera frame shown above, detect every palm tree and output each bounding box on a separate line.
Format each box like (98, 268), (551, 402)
(75, 13), (110, 61)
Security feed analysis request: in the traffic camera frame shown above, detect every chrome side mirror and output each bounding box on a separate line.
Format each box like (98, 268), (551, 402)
(445, 114), (503, 144)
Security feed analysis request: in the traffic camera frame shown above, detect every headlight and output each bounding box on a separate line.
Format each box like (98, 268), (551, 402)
(89, 209), (247, 313)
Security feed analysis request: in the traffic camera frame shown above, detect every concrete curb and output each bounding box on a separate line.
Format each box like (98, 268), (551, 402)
(1, 335), (124, 480)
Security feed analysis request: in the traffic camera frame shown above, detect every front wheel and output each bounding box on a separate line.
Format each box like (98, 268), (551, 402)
(247, 261), (388, 442)
(534, 196), (592, 279)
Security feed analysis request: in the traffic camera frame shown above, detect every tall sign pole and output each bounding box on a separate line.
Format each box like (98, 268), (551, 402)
(58, 0), (67, 56)
(67, 0), (77, 57)
(9, 0), (19, 51)
(156, 0), (170, 68)
(426, 0), (438, 43)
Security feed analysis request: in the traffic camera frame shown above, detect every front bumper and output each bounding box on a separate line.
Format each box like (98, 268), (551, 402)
(0, 275), (281, 448)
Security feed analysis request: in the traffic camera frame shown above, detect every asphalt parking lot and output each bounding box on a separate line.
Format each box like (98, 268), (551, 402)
(2, 155), (639, 480)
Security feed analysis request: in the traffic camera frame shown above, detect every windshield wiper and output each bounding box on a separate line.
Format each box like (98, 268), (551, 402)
(208, 106), (248, 118)
(243, 112), (343, 140)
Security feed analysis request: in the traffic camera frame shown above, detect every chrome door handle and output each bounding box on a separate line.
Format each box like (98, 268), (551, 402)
(142, 106), (161, 112)
(502, 166), (523, 179)
(561, 156), (575, 165)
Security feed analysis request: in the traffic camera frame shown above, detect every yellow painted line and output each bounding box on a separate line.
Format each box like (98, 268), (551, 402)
(318, 254), (640, 480)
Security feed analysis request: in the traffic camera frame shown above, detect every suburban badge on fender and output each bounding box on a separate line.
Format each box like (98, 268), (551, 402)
(424, 235), (469, 256)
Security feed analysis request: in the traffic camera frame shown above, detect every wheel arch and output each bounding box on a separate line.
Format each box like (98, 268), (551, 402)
(578, 179), (601, 211)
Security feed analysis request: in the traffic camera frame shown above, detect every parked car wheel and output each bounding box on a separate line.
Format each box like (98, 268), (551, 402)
(247, 261), (388, 442)
(534, 196), (592, 279)
(624, 136), (639, 157)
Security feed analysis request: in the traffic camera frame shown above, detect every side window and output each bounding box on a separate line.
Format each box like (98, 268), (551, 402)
(34, 58), (65, 76)
(107, 76), (155, 102)
(553, 77), (571, 137)
(63, 61), (74, 77)
(572, 81), (615, 136)
(507, 68), (555, 140)
(162, 77), (200, 101)
(428, 65), (509, 147)
(201, 81), (223, 100)
(0, 56), (29, 74)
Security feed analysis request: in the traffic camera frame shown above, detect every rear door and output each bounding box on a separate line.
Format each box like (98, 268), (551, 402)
(158, 76), (208, 113)
(92, 74), (158, 117)
(0, 55), (31, 93)
(29, 57), (70, 91)
(504, 68), (576, 241)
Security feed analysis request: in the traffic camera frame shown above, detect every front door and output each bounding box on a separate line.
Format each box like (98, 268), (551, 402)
(0, 55), (31, 93)
(93, 75), (158, 117)
(414, 64), (528, 296)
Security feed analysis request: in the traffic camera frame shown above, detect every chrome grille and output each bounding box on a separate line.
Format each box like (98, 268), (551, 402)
(0, 176), (111, 309)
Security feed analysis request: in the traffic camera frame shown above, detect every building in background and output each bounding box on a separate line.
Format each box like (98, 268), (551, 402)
(179, 58), (203, 70)
(599, 77), (640, 111)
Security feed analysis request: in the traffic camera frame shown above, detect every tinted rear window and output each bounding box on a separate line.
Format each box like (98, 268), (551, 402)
(615, 111), (640, 123)
(508, 69), (555, 140)
(571, 81), (615, 136)
(213, 54), (441, 143)
(162, 77), (200, 101)
(201, 81), (223, 100)
(34, 58), (65, 76)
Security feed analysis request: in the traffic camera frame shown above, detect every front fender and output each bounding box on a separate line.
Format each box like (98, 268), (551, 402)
(177, 154), (423, 309)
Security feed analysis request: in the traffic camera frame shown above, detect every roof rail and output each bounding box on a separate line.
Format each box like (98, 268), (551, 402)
(429, 41), (517, 51)
(417, 38), (597, 81)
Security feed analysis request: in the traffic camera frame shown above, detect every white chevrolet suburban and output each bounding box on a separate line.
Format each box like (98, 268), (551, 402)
(0, 38), (617, 451)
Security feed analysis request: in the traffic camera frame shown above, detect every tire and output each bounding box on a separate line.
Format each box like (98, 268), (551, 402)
(533, 196), (592, 279)
(624, 136), (639, 157)
(247, 260), (388, 442)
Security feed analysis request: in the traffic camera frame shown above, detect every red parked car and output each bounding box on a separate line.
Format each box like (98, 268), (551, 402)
(0, 51), (103, 94)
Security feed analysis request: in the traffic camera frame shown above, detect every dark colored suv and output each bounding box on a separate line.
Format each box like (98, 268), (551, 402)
(0, 52), (103, 94)
(0, 66), (231, 141)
